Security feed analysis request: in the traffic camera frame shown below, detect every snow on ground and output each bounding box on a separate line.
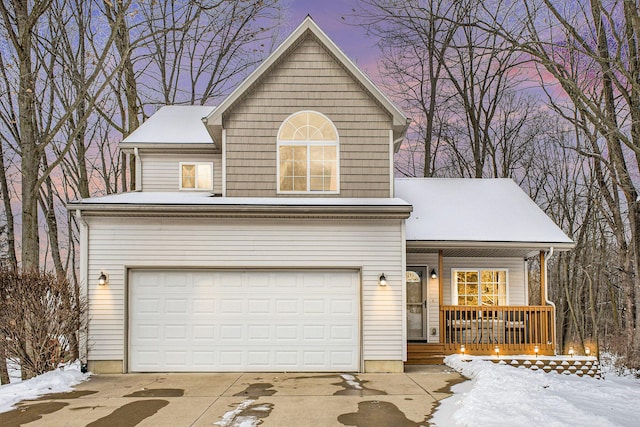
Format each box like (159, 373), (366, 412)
(0, 361), (90, 413)
(433, 355), (640, 427)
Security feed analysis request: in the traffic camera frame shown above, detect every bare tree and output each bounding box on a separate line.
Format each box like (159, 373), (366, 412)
(0, 0), (135, 271)
(485, 0), (640, 366)
(356, 0), (470, 177)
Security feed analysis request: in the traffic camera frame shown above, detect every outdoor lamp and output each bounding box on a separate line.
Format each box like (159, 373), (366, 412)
(460, 344), (465, 356)
(585, 347), (591, 356)
(534, 345), (539, 358)
(430, 269), (437, 279)
(568, 346), (574, 358)
(378, 273), (387, 286)
(98, 272), (108, 287)
(494, 346), (500, 357)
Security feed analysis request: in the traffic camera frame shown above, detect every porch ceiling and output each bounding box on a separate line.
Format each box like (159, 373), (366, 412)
(406, 243), (557, 258)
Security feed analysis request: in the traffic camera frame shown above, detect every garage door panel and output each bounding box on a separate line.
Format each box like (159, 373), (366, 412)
(129, 269), (359, 372)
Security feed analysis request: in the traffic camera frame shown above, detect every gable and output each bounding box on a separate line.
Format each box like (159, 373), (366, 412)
(223, 35), (395, 198)
(205, 17), (409, 146)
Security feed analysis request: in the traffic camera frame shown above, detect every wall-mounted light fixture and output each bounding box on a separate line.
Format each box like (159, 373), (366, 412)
(568, 346), (574, 358)
(430, 269), (437, 279)
(534, 345), (539, 358)
(378, 273), (387, 286)
(98, 272), (108, 287)
(494, 346), (500, 357)
(460, 344), (465, 356)
(585, 347), (591, 356)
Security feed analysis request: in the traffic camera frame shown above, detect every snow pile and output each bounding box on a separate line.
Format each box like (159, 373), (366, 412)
(214, 399), (272, 427)
(0, 361), (90, 413)
(433, 355), (640, 427)
(340, 374), (363, 390)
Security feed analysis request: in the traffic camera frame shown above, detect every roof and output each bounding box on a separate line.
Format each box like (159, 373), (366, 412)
(121, 106), (215, 146)
(204, 16), (410, 147)
(67, 192), (413, 219)
(394, 178), (574, 249)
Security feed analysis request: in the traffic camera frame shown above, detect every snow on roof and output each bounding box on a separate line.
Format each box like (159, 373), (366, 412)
(69, 191), (411, 207)
(122, 106), (215, 144)
(395, 178), (573, 245)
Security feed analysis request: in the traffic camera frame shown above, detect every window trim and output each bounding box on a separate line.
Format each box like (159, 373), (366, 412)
(451, 268), (510, 306)
(276, 110), (340, 194)
(179, 162), (213, 191)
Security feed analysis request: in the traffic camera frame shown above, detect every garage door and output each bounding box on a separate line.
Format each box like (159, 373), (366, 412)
(129, 269), (360, 372)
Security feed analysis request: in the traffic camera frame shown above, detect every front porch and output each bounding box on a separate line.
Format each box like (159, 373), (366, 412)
(406, 305), (555, 364)
(396, 178), (574, 362)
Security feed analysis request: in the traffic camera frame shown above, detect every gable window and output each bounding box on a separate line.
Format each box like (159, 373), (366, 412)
(180, 162), (213, 190)
(453, 269), (508, 306)
(277, 111), (339, 193)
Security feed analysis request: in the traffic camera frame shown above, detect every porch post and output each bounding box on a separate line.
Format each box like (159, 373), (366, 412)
(439, 250), (444, 343)
(539, 250), (546, 306)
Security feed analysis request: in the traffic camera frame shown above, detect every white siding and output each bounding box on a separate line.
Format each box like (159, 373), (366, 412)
(444, 257), (526, 306)
(85, 217), (404, 366)
(139, 152), (222, 194)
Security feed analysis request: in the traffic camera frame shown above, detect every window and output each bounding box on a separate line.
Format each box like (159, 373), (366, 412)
(180, 162), (213, 190)
(453, 269), (507, 306)
(277, 111), (339, 193)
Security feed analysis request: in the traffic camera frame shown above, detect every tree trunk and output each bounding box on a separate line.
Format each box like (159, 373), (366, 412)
(0, 140), (17, 270)
(0, 339), (9, 385)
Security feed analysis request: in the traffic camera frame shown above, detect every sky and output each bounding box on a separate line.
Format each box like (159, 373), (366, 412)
(286, 0), (380, 78)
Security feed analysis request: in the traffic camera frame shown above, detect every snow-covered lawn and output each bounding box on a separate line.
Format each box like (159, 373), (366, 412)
(0, 361), (90, 413)
(433, 355), (640, 427)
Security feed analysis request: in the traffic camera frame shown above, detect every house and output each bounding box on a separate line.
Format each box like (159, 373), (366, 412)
(67, 17), (573, 374)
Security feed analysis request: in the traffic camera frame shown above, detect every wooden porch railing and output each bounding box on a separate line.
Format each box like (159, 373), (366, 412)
(440, 305), (556, 355)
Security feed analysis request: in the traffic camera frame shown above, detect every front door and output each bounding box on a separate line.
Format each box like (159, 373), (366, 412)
(406, 267), (428, 340)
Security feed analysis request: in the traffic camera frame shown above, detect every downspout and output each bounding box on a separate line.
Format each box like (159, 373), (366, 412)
(544, 246), (556, 354)
(544, 246), (555, 306)
(134, 147), (142, 191)
(75, 209), (89, 371)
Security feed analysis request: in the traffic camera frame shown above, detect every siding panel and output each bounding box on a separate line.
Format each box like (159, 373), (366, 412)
(224, 36), (393, 198)
(140, 152), (222, 194)
(443, 257), (526, 306)
(86, 217), (404, 365)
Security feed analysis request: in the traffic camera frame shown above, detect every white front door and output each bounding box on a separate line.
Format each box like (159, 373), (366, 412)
(406, 267), (428, 340)
(129, 269), (360, 372)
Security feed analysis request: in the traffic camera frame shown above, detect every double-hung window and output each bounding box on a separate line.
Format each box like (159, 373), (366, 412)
(277, 111), (339, 193)
(180, 162), (213, 191)
(453, 269), (508, 306)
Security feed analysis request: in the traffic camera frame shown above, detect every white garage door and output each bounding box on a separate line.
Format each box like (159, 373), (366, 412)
(129, 269), (360, 372)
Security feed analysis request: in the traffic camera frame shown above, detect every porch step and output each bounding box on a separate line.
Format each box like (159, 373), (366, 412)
(406, 343), (447, 365)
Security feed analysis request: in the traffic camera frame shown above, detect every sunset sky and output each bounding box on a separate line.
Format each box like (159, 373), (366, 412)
(287, 0), (380, 77)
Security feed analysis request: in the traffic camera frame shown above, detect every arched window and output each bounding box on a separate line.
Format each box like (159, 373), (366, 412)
(277, 111), (339, 193)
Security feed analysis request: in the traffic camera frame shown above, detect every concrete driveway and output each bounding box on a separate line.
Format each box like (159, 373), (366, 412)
(0, 365), (465, 426)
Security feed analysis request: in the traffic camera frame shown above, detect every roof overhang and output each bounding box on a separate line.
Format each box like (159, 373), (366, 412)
(203, 16), (410, 148)
(119, 143), (220, 154)
(67, 196), (413, 220)
(407, 240), (575, 258)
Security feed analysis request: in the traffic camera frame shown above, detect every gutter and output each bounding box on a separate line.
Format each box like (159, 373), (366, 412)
(119, 143), (219, 153)
(544, 246), (557, 354)
(74, 209), (89, 370)
(66, 203), (413, 219)
(406, 240), (575, 250)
